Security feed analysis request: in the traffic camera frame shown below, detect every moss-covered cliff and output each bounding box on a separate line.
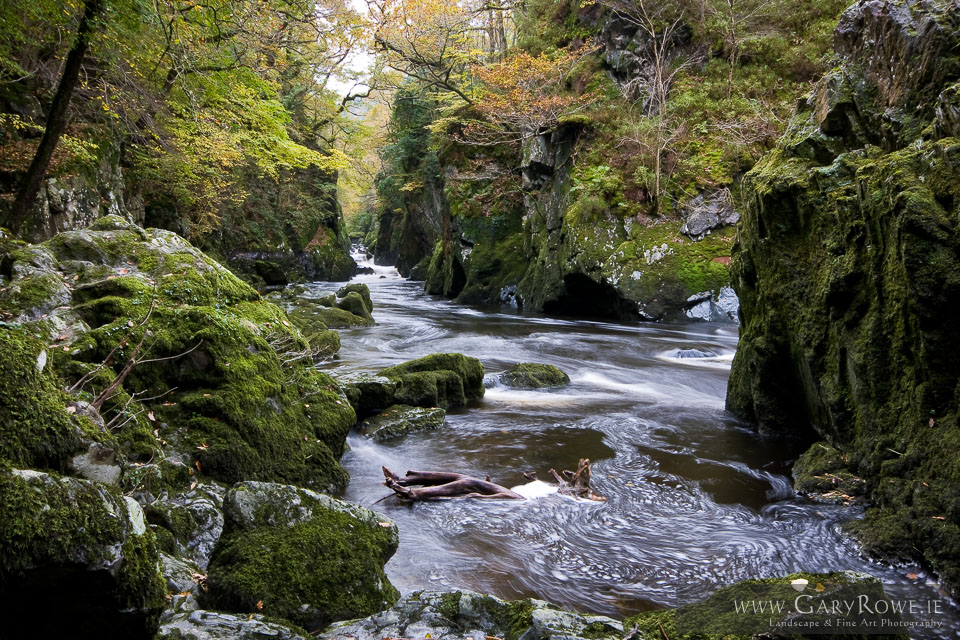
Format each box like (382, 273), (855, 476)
(367, 0), (847, 321)
(728, 0), (960, 591)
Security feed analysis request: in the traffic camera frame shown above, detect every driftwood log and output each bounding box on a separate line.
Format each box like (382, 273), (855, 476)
(382, 467), (524, 500)
(381, 458), (604, 501)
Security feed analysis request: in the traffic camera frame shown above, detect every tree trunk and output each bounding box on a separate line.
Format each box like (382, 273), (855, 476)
(2, 0), (105, 235)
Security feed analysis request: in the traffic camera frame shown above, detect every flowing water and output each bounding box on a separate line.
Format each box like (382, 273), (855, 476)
(307, 250), (959, 636)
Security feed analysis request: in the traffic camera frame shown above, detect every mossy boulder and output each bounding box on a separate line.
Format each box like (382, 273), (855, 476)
(0, 468), (166, 638)
(0, 216), (357, 491)
(727, 0), (960, 591)
(357, 405), (445, 441)
(335, 373), (397, 418)
(337, 283), (373, 310)
(380, 353), (484, 409)
(501, 363), (570, 389)
(205, 481), (400, 632)
(335, 290), (372, 320)
(0, 326), (99, 471)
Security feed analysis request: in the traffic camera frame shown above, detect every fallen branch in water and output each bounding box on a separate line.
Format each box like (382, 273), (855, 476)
(380, 458), (605, 502)
(382, 467), (524, 500)
(549, 458), (606, 501)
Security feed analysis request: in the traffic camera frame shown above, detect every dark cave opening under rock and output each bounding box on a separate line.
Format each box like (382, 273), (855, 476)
(1, 564), (157, 639)
(542, 273), (639, 321)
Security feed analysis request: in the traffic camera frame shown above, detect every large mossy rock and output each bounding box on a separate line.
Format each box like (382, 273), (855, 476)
(380, 353), (485, 409)
(0, 326), (101, 471)
(500, 363), (570, 389)
(335, 290), (373, 320)
(337, 283), (373, 310)
(0, 216), (356, 491)
(205, 481), (400, 632)
(0, 468), (166, 638)
(727, 0), (960, 590)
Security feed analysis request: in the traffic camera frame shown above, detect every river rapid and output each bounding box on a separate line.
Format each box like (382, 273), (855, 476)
(307, 250), (959, 637)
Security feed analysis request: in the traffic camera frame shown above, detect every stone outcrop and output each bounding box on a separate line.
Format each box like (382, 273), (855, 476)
(204, 482), (399, 632)
(727, 0), (960, 591)
(500, 363), (570, 389)
(0, 468), (166, 638)
(380, 353), (485, 409)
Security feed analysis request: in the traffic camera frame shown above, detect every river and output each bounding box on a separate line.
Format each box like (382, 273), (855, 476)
(308, 250), (959, 637)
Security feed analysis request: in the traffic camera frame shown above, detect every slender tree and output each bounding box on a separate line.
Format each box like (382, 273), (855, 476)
(2, 0), (105, 234)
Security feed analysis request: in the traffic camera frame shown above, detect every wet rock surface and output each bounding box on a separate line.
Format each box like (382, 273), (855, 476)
(320, 590), (623, 640)
(357, 404), (446, 441)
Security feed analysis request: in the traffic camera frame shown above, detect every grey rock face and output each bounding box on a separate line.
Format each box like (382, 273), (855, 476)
(68, 441), (122, 485)
(320, 591), (623, 640)
(147, 483), (226, 569)
(684, 286), (740, 323)
(357, 404), (446, 441)
(680, 190), (739, 240)
(160, 610), (311, 640)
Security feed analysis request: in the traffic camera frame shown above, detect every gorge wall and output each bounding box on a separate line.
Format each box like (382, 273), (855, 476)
(727, 0), (960, 591)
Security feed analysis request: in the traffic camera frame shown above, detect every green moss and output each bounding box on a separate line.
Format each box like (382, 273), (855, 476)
(336, 283), (373, 310)
(390, 370), (465, 409)
(502, 599), (535, 640)
(500, 363), (570, 389)
(335, 290), (372, 319)
(0, 327), (90, 471)
(205, 491), (399, 632)
(3, 219), (358, 491)
(380, 353), (484, 408)
(455, 231), (529, 305)
(728, 19), (960, 587)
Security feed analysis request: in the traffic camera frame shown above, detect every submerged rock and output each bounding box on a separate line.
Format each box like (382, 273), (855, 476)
(0, 469), (166, 638)
(673, 348), (718, 359)
(381, 353), (485, 409)
(319, 590), (623, 640)
(205, 481), (399, 632)
(500, 363), (570, 389)
(358, 405), (446, 441)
